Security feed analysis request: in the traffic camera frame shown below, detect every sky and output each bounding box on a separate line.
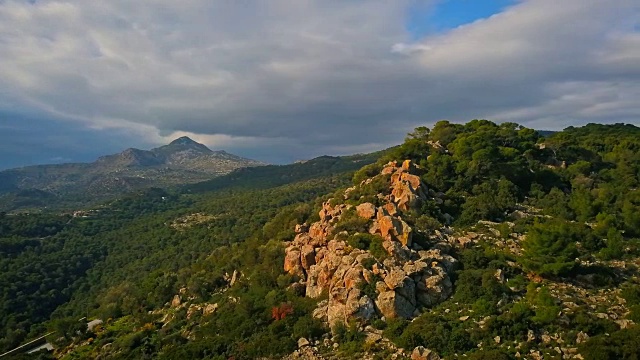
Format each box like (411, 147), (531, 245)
(0, 0), (638, 169)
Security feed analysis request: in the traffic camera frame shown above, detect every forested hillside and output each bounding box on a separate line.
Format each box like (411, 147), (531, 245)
(1, 121), (639, 360)
(0, 154), (376, 357)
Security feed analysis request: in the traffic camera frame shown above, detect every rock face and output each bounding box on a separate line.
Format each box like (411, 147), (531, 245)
(284, 160), (457, 327)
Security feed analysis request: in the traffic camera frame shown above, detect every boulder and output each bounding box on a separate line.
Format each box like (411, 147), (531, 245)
(298, 337), (310, 348)
(411, 346), (441, 360)
(171, 295), (182, 308)
(402, 159), (412, 171)
(378, 215), (397, 239)
(375, 290), (415, 319)
(576, 331), (589, 344)
(382, 202), (398, 216)
(309, 223), (327, 241)
(203, 303), (219, 316)
(383, 268), (408, 289)
(301, 245), (316, 270)
(356, 202), (377, 219)
(295, 223), (309, 233)
(284, 247), (303, 276)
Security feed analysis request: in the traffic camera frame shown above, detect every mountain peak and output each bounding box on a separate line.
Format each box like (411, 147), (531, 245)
(169, 136), (200, 146)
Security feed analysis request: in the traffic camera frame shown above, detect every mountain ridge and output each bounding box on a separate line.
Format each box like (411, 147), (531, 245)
(0, 137), (264, 212)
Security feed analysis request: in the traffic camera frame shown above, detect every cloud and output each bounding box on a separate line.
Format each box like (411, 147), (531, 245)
(391, 43), (432, 55)
(0, 0), (638, 167)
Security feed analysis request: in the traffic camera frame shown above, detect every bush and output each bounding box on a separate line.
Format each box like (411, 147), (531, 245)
(352, 163), (383, 185)
(628, 305), (640, 322)
(369, 237), (388, 261)
(332, 209), (370, 235)
(358, 274), (381, 300)
(579, 326), (640, 360)
(621, 284), (640, 306)
(398, 313), (473, 355)
(382, 318), (408, 343)
(472, 298), (498, 316)
(347, 233), (374, 250)
(361, 257), (376, 270)
(454, 269), (505, 304)
(520, 220), (581, 277)
(346, 175), (390, 205)
(292, 316), (325, 340)
(488, 302), (534, 341)
(467, 349), (511, 360)
(527, 285), (560, 326)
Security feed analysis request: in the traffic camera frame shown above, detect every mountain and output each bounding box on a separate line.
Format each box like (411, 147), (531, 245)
(0, 137), (264, 212)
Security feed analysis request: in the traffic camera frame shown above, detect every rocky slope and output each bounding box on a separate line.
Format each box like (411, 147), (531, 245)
(0, 137), (264, 211)
(285, 160), (457, 328)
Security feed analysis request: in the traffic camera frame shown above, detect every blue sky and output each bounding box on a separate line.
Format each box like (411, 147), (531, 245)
(407, 0), (518, 38)
(0, 0), (638, 169)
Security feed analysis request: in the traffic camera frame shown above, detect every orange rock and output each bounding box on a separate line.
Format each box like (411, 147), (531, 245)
(343, 267), (364, 290)
(378, 215), (396, 239)
(309, 223), (326, 240)
(390, 172), (401, 185)
(402, 159), (412, 171)
(284, 247), (302, 274)
(356, 202), (376, 219)
(301, 245), (316, 270)
(401, 173), (421, 190)
(383, 203), (397, 216)
(382, 166), (396, 175)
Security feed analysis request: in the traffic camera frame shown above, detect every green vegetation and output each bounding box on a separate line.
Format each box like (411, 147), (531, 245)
(0, 154), (375, 356)
(2, 120), (640, 359)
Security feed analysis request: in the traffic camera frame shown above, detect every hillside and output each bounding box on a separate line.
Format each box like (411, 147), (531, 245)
(0, 137), (264, 212)
(1, 121), (640, 360)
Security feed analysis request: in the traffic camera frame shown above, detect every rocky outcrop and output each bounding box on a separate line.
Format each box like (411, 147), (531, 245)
(284, 160), (457, 327)
(411, 346), (441, 360)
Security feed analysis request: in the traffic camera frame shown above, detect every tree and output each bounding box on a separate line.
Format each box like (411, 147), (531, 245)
(520, 220), (581, 277)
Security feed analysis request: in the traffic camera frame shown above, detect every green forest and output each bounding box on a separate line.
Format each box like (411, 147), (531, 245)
(1, 121), (639, 359)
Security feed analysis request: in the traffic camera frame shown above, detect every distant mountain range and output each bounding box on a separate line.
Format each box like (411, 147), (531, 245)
(0, 137), (264, 212)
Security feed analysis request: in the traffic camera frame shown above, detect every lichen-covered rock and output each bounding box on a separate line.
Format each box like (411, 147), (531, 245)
(284, 247), (303, 276)
(356, 202), (377, 219)
(375, 290), (415, 319)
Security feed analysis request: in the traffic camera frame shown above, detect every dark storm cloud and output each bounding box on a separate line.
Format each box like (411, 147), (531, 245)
(0, 0), (638, 166)
(0, 112), (158, 170)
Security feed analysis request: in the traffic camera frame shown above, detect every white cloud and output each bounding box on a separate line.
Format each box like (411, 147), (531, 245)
(0, 0), (638, 165)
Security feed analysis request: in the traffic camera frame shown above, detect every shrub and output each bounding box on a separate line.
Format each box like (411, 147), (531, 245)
(332, 209), (370, 235)
(621, 284), (640, 306)
(352, 163), (383, 185)
(399, 313), (473, 355)
(271, 303), (294, 321)
(382, 318), (408, 343)
(361, 257), (376, 270)
(520, 220), (581, 277)
(292, 316), (325, 340)
(467, 349), (511, 360)
(369, 238), (388, 261)
(345, 175), (391, 206)
(579, 326), (640, 360)
(527, 285), (560, 326)
(358, 274), (381, 300)
(347, 233), (373, 250)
